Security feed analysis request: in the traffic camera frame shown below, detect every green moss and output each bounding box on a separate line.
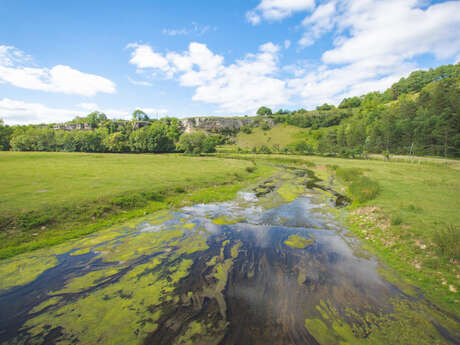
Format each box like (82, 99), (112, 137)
(277, 181), (304, 202)
(181, 223), (196, 230)
(284, 234), (314, 249)
(173, 321), (205, 345)
(52, 267), (121, 294)
(230, 241), (242, 259)
(212, 216), (244, 225)
(0, 254), (58, 290)
(305, 318), (336, 345)
(22, 253), (197, 345)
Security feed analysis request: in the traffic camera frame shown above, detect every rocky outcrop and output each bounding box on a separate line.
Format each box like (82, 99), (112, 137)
(180, 117), (274, 133)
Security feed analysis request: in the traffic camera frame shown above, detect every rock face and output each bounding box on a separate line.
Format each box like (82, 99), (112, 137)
(180, 117), (274, 133)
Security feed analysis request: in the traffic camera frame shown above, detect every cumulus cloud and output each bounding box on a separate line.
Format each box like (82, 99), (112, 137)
(126, 0), (460, 113)
(246, 0), (316, 24)
(0, 46), (116, 96)
(322, 0), (460, 64)
(0, 98), (85, 125)
(128, 41), (289, 113)
(299, 1), (336, 47)
(0, 99), (167, 125)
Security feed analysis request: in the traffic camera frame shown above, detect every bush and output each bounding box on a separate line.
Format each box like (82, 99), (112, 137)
(348, 176), (380, 202)
(391, 214), (403, 225)
(177, 131), (217, 154)
(433, 224), (460, 260)
(174, 186), (186, 194)
(240, 125), (252, 134)
(336, 167), (363, 182)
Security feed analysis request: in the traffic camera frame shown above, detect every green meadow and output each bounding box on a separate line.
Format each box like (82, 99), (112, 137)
(0, 152), (271, 259)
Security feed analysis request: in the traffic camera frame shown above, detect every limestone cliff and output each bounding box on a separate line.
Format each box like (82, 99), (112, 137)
(180, 117), (274, 133)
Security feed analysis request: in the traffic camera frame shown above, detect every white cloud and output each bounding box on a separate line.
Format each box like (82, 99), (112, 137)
(0, 46), (116, 96)
(126, 43), (171, 74)
(77, 102), (99, 111)
(136, 107), (168, 117)
(162, 23), (213, 36)
(284, 40), (291, 49)
(322, 0), (460, 64)
(0, 98), (85, 125)
(299, 1), (336, 47)
(247, 0), (316, 24)
(162, 28), (189, 36)
(127, 0), (460, 114)
(128, 42), (289, 113)
(127, 76), (152, 86)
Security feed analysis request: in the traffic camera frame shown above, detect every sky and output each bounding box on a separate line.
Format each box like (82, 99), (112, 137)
(1, 0), (460, 125)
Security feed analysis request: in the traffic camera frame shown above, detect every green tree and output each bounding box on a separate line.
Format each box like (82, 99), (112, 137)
(256, 106), (272, 116)
(177, 131), (217, 154)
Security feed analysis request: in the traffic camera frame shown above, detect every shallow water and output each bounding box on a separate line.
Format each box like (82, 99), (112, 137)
(0, 173), (459, 345)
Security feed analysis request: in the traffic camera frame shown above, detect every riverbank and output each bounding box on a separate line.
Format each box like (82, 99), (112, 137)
(0, 152), (274, 260)
(217, 153), (460, 317)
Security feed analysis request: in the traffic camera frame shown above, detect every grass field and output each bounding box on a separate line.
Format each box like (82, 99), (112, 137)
(232, 124), (308, 149)
(0, 152), (271, 259)
(217, 153), (460, 315)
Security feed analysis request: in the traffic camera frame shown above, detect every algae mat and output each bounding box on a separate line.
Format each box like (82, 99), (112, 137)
(0, 172), (458, 345)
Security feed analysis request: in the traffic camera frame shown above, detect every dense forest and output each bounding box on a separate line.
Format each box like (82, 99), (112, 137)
(0, 63), (459, 157)
(273, 63), (460, 157)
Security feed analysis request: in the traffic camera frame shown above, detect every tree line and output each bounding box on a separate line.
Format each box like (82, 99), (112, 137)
(0, 112), (223, 154)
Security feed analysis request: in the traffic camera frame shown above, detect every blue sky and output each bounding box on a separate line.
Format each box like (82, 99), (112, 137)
(1, 0), (459, 124)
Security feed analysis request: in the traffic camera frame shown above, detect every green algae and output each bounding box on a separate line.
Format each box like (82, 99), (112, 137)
(52, 267), (122, 294)
(284, 234), (314, 249)
(277, 181), (304, 202)
(230, 241), (242, 259)
(30, 297), (63, 314)
(212, 216), (244, 225)
(0, 255), (58, 291)
(305, 318), (336, 344)
(97, 229), (184, 262)
(69, 247), (92, 256)
(173, 321), (204, 345)
(181, 223), (196, 230)
(175, 233), (209, 255)
(304, 298), (458, 345)
(22, 253), (197, 345)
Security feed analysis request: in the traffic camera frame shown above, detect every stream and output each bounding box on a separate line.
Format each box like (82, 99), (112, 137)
(0, 169), (459, 345)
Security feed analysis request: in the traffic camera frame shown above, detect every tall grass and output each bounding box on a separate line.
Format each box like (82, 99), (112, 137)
(434, 224), (460, 260)
(348, 176), (380, 202)
(335, 167), (380, 202)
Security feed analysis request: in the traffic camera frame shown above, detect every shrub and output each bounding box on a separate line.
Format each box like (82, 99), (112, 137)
(240, 125), (252, 134)
(174, 186), (186, 194)
(391, 214), (403, 226)
(258, 145), (272, 154)
(336, 167), (363, 182)
(348, 176), (380, 202)
(177, 131), (217, 154)
(433, 224), (460, 260)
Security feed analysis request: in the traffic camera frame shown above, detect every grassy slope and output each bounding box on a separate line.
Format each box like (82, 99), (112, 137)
(233, 124), (308, 149)
(0, 152), (273, 259)
(218, 153), (460, 315)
